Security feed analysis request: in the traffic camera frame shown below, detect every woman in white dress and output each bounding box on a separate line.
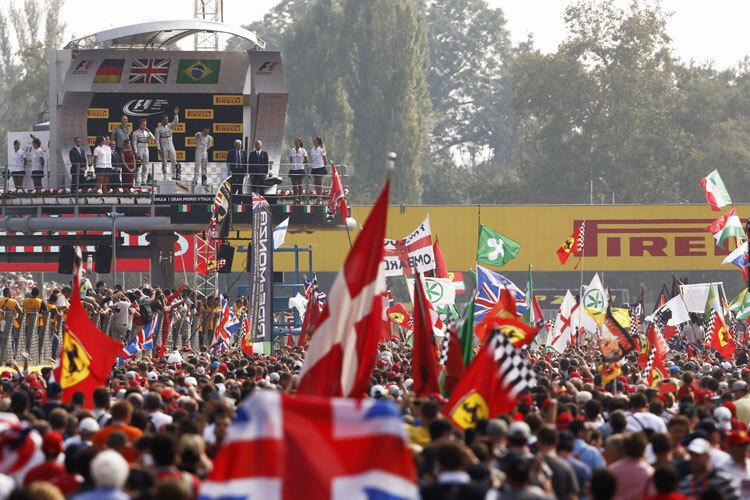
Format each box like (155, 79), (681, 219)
(10, 140), (26, 190)
(289, 137), (308, 204)
(309, 136), (327, 203)
(92, 136), (113, 192)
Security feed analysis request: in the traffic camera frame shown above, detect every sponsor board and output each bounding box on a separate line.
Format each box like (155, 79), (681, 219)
(213, 95), (243, 106)
(213, 151), (227, 161)
(185, 109), (214, 120)
(213, 123), (242, 134)
(123, 98), (170, 117)
(72, 60), (95, 74)
(87, 108), (109, 119)
(185, 137), (196, 147)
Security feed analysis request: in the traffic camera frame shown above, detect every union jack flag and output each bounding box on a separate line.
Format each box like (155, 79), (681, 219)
(119, 316), (159, 366)
(474, 265), (526, 324)
(304, 274), (327, 304)
(252, 193), (269, 209)
(129, 59), (171, 84)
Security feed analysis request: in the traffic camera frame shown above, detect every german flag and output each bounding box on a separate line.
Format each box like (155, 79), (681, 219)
(93, 59), (125, 83)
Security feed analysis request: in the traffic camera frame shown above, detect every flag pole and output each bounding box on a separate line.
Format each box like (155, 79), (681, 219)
(578, 221), (586, 347)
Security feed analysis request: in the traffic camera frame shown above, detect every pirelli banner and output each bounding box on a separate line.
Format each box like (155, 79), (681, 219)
(228, 204), (750, 273)
(86, 93), (243, 163)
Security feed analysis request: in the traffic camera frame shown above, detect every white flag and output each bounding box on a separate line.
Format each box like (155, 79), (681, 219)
(273, 217), (289, 250)
(581, 273), (608, 331)
(405, 276), (456, 307)
(549, 290), (576, 354)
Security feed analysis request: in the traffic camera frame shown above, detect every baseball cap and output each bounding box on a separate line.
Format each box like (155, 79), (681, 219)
(370, 385), (386, 398)
(0, 371), (11, 382)
(556, 412), (574, 431)
(508, 421), (531, 443)
(269, 372), (280, 383)
(733, 381), (748, 392)
(78, 417), (100, 434)
(721, 361), (732, 371)
(161, 387), (177, 400)
(184, 376), (197, 386)
(147, 371), (159, 382)
(714, 406), (732, 430)
(686, 438), (712, 455)
(42, 431), (64, 455)
(670, 366), (681, 373)
(728, 430), (750, 447)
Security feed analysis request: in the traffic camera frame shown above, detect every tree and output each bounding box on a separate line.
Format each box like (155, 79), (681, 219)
(0, 0), (66, 159)
(514, 0), (689, 203)
(225, 0), (310, 51)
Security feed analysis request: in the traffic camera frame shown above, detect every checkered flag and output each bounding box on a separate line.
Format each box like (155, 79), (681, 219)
(628, 303), (641, 338)
(490, 329), (537, 398)
(704, 311), (714, 342)
(438, 321), (453, 367)
(643, 347), (656, 375)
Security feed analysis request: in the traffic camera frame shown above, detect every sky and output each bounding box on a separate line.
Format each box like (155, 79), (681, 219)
(55, 0), (749, 69)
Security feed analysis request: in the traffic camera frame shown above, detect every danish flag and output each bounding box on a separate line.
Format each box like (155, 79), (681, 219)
(297, 180), (389, 397)
(198, 391), (418, 500)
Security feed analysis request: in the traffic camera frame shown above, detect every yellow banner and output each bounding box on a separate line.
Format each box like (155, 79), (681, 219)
(88, 108), (109, 119)
(213, 95), (243, 106)
(224, 204), (745, 272)
(108, 122), (132, 132)
(157, 150), (185, 161)
(213, 123), (242, 134)
(185, 109), (214, 120)
(213, 150), (227, 161)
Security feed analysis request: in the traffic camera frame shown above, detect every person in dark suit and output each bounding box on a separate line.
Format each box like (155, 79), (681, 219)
(226, 139), (248, 194)
(69, 137), (88, 191)
(248, 139), (269, 194)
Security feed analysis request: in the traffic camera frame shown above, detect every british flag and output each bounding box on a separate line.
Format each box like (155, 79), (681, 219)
(474, 265), (526, 324)
(212, 296), (239, 353)
(198, 391), (418, 500)
(129, 59), (171, 84)
(119, 317), (158, 365)
(252, 193), (269, 209)
(304, 274), (327, 305)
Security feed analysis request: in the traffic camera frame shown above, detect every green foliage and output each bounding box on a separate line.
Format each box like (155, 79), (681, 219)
(0, 0), (65, 159)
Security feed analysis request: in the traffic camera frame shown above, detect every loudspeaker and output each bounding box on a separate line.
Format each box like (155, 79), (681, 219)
(58, 245), (75, 274)
(94, 245), (113, 273)
(218, 244), (234, 273)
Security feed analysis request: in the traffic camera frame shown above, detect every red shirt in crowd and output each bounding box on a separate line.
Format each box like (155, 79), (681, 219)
(23, 460), (65, 486)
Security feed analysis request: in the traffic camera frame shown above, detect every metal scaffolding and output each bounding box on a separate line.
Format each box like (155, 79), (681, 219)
(194, 0), (223, 51)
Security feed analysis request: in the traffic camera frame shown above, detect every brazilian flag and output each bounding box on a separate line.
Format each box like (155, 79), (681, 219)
(177, 59), (220, 84)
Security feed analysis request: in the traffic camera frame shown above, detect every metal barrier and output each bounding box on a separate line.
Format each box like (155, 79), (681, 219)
(0, 310), (58, 365)
(2, 163), (349, 212)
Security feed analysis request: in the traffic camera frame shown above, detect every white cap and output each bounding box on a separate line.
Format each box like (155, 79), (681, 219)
(576, 391), (593, 405)
(293, 361), (303, 369)
(167, 352), (183, 364)
(125, 371), (137, 380)
(370, 385), (387, 398)
(269, 372), (280, 383)
(404, 378), (414, 389)
(197, 366), (205, 375)
(387, 385), (400, 397)
(714, 406), (733, 430)
(687, 438), (712, 455)
(147, 371), (158, 382)
(721, 361), (732, 371)
(184, 376), (197, 386)
(79, 417), (100, 433)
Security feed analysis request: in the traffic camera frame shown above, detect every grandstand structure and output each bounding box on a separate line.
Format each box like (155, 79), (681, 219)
(1, 21), (352, 288)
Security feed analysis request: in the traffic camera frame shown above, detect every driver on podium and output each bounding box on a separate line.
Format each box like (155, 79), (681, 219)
(155, 106), (180, 181)
(131, 119), (155, 186)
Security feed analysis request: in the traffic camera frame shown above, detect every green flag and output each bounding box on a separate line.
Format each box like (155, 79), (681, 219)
(523, 265), (534, 325)
(457, 300), (475, 367)
(476, 225), (520, 267)
(177, 59), (221, 84)
(737, 290), (750, 320)
(437, 304), (460, 322)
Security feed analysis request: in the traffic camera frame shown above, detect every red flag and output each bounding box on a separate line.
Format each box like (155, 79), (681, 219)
(241, 312), (253, 356)
(286, 327), (293, 347)
(432, 237), (449, 279)
(53, 252), (123, 409)
(638, 323), (668, 387)
(442, 325), (466, 396)
(445, 331), (536, 429)
(297, 180), (389, 398)
(709, 308), (736, 359)
(326, 164), (349, 221)
(299, 288), (321, 347)
(557, 223), (584, 266)
(412, 274), (442, 397)
(385, 303), (413, 330)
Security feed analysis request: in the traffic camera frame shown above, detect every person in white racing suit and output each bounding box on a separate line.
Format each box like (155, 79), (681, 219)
(131, 119), (155, 186)
(154, 106), (180, 180)
(194, 125), (213, 187)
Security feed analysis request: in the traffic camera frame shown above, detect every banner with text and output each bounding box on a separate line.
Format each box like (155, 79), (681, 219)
(248, 194), (274, 354)
(384, 216), (436, 276)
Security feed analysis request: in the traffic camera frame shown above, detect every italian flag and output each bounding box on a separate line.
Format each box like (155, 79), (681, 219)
(700, 169), (732, 211)
(706, 208), (745, 247)
(178, 205), (191, 213)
